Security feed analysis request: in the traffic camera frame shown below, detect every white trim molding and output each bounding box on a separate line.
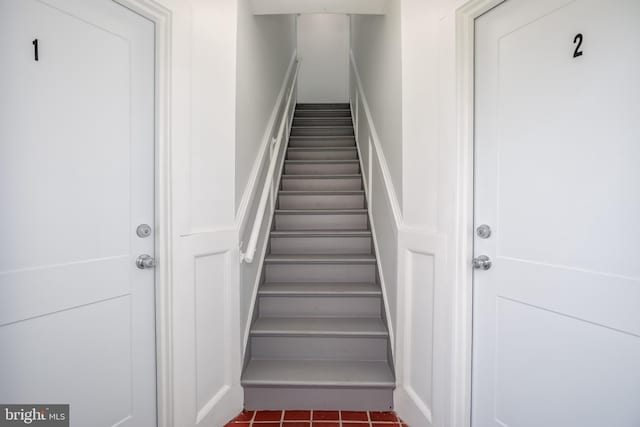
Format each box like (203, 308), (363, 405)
(452, 2), (505, 427)
(393, 226), (448, 427)
(349, 51), (403, 227)
(349, 50), (401, 363)
(112, 1), (175, 426)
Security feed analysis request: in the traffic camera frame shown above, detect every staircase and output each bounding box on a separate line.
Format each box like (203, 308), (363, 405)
(241, 103), (395, 410)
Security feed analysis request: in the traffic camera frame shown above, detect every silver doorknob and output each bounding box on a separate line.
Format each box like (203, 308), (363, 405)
(136, 254), (156, 269)
(472, 255), (492, 270)
(476, 224), (492, 239)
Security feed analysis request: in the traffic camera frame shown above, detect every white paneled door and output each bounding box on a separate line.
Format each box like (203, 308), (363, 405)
(473, 0), (640, 426)
(0, 0), (156, 426)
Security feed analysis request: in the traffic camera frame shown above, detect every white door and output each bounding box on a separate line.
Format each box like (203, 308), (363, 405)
(0, 0), (156, 426)
(473, 0), (640, 426)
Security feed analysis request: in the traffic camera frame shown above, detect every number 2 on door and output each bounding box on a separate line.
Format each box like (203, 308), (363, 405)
(573, 33), (584, 58)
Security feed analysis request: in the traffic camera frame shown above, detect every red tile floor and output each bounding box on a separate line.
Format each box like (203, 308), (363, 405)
(225, 410), (408, 427)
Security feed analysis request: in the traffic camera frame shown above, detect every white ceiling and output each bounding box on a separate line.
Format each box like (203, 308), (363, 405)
(250, 0), (388, 15)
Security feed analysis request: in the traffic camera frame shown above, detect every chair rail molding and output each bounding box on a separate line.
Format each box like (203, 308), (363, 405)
(349, 51), (403, 227)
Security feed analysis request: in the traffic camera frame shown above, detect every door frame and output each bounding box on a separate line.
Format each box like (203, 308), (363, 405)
(452, 1), (506, 426)
(111, 1), (174, 426)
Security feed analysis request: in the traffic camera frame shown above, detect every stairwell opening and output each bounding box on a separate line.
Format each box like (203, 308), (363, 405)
(241, 103), (395, 411)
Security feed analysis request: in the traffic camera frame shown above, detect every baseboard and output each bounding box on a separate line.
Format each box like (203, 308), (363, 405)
(394, 386), (434, 427)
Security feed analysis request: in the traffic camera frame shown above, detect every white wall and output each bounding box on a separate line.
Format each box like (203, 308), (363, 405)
(400, 0), (439, 228)
(350, 6), (403, 207)
(235, 0), (298, 353)
(297, 14), (349, 103)
(351, 1), (474, 426)
(131, 0), (475, 425)
(349, 52), (400, 362)
(133, 0), (292, 426)
(349, 0), (403, 336)
(235, 5), (296, 212)
(395, 1), (485, 427)
(157, 1), (243, 427)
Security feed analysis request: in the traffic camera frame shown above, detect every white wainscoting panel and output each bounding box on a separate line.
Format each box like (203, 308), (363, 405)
(406, 250), (435, 411)
(173, 230), (242, 427)
(194, 252), (227, 412)
(395, 228), (447, 427)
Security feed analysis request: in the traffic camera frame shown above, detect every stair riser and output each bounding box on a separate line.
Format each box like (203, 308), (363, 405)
(270, 236), (372, 255)
(297, 103), (350, 110)
(281, 177), (362, 191)
(293, 118), (353, 127)
(278, 194), (365, 210)
(265, 263), (376, 283)
(251, 336), (388, 361)
(242, 104), (395, 404)
(294, 110), (351, 117)
(244, 387), (393, 411)
(259, 285), (382, 298)
(287, 150), (357, 160)
(274, 213), (368, 230)
(291, 127), (354, 137)
(284, 163), (359, 175)
(259, 296), (381, 317)
(288, 139), (355, 148)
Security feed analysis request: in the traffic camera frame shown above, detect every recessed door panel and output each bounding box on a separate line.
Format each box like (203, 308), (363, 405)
(473, 1), (640, 426)
(0, 0), (156, 425)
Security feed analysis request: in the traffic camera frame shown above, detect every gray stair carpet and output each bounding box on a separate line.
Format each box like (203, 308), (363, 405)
(241, 102), (395, 411)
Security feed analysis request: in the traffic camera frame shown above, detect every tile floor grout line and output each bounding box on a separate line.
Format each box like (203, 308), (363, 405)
(229, 410), (405, 426)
